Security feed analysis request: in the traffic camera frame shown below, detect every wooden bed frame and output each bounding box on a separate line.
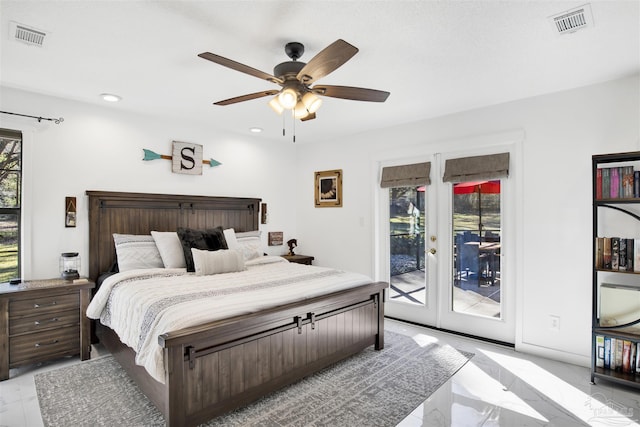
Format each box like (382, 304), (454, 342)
(86, 190), (386, 427)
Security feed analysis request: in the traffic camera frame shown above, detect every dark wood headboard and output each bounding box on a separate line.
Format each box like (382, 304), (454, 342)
(86, 191), (261, 281)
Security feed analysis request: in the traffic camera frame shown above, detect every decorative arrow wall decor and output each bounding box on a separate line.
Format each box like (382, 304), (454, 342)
(142, 141), (221, 175)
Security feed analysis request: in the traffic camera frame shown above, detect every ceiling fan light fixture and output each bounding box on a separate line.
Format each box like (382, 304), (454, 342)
(302, 92), (322, 114)
(293, 100), (311, 119)
(268, 97), (284, 114)
(278, 87), (298, 109)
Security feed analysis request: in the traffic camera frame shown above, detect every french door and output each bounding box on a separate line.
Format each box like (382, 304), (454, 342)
(381, 150), (515, 344)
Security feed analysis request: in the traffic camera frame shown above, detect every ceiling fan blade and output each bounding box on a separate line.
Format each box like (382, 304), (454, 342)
(300, 112), (316, 121)
(213, 90), (279, 106)
(296, 40), (359, 85)
(198, 52), (283, 85)
(312, 85), (390, 102)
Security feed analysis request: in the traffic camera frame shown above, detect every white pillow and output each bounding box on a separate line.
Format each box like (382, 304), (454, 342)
(236, 236), (263, 261)
(235, 230), (262, 239)
(113, 234), (164, 272)
(223, 228), (239, 250)
(224, 229), (263, 261)
(191, 248), (246, 276)
(151, 231), (186, 268)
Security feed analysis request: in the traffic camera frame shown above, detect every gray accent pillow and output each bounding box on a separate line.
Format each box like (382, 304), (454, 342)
(113, 234), (164, 272)
(191, 248), (246, 276)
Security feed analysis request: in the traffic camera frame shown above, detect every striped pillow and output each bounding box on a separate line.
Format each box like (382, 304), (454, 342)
(191, 248), (246, 276)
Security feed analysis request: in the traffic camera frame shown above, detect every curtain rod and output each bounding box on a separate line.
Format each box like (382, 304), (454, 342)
(0, 110), (64, 124)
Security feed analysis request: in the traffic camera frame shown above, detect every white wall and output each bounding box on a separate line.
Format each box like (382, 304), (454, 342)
(0, 86), (297, 279)
(295, 74), (640, 366)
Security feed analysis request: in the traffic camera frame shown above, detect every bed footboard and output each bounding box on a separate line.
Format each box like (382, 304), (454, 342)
(161, 281), (386, 427)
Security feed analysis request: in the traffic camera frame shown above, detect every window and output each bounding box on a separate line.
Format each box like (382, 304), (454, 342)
(0, 129), (22, 282)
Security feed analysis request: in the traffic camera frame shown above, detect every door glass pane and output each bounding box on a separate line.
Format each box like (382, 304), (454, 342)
(0, 213), (19, 282)
(389, 186), (426, 305)
(452, 180), (501, 318)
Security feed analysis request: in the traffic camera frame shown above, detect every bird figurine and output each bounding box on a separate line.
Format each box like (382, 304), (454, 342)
(287, 239), (297, 256)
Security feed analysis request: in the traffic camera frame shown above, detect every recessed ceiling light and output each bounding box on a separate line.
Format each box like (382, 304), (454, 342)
(100, 93), (121, 102)
(249, 127), (263, 133)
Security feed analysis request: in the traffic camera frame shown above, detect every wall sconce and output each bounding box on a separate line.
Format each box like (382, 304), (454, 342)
(65, 197), (76, 227)
(261, 203), (268, 224)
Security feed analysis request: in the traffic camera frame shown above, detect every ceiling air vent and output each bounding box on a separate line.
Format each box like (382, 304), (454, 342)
(10, 21), (46, 47)
(549, 4), (593, 35)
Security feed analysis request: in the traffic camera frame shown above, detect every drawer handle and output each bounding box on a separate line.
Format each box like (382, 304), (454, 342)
(35, 339), (59, 347)
(34, 301), (57, 308)
(34, 318), (59, 325)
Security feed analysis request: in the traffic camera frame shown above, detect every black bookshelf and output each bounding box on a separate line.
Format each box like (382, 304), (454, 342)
(591, 151), (640, 389)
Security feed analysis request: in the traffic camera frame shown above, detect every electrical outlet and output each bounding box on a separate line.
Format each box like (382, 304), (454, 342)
(550, 315), (560, 331)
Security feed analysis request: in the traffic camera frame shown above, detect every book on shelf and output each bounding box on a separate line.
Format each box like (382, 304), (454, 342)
(627, 238), (635, 272)
(597, 165), (640, 199)
(596, 236), (640, 271)
(612, 168), (619, 198)
(636, 238), (640, 273)
(619, 238), (628, 271)
(595, 237), (604, 269)
(615, 338), (624, 370)
(622, 340), (632, 373)
(623, 166), (635, 198)
(604, 336), (612, 368)
(596, 335), (605, 367)
(602, 168), (610, 199)
(603, 237), (612, 270)
(611, 238), (619, 270)
(637, 342), (640, 373)
(611, 167), (620, 199)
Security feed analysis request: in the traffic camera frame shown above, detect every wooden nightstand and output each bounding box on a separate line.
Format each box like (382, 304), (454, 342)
(281, 254), (315, 265)
(0, 278), (95, 380)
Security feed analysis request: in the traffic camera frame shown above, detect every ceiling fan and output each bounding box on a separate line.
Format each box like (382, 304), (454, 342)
(198, 39), (390, 121)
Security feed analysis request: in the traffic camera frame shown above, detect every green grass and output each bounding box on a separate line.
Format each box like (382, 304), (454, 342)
(453, 212), (500, 231)
(0, 244), (18, 283)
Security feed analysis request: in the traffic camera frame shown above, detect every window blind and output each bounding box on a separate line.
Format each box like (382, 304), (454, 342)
(380, 162), (431, 188)
(0, 128), (22, 141)
(442, 152), (509, 183)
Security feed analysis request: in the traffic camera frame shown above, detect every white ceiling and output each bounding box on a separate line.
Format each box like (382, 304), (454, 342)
(1, 1), (638, 143)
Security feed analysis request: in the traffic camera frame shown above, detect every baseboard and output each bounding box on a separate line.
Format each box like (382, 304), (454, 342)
(385, 316), (515, 348)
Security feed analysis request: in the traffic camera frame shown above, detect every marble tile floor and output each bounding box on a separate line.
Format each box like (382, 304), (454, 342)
(1, 319), (639, 426)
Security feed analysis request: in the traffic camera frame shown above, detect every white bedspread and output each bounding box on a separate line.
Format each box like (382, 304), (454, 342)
(86, 256), (372, 383)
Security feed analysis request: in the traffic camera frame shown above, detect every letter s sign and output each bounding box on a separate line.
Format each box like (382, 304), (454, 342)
(171, 141), (203, 175)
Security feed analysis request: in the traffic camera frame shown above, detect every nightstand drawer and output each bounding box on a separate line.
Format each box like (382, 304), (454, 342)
(9, 325), (80, 366)
(9, 309), (79, 336)
(9, 292), (79, 318)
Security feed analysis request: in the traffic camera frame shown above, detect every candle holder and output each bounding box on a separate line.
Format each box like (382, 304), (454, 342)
(60, 252), (80, 280)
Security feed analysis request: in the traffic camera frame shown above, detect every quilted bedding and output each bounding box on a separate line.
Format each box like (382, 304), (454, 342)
(86, 256), (372, 383)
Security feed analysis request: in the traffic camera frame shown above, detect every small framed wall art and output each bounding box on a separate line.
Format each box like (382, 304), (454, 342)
(314, 169), (342, 208)
(65, 196), (77, 227)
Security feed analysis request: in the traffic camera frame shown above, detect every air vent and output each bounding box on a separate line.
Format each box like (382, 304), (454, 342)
(549, 4), (593, 35)
(9, 21), (46, 47)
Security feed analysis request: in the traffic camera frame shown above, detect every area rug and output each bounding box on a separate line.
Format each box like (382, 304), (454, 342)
(35, 331), (473, 427)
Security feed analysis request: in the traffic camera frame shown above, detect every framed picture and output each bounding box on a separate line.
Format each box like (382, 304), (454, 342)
(314, 169), (342, 207)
